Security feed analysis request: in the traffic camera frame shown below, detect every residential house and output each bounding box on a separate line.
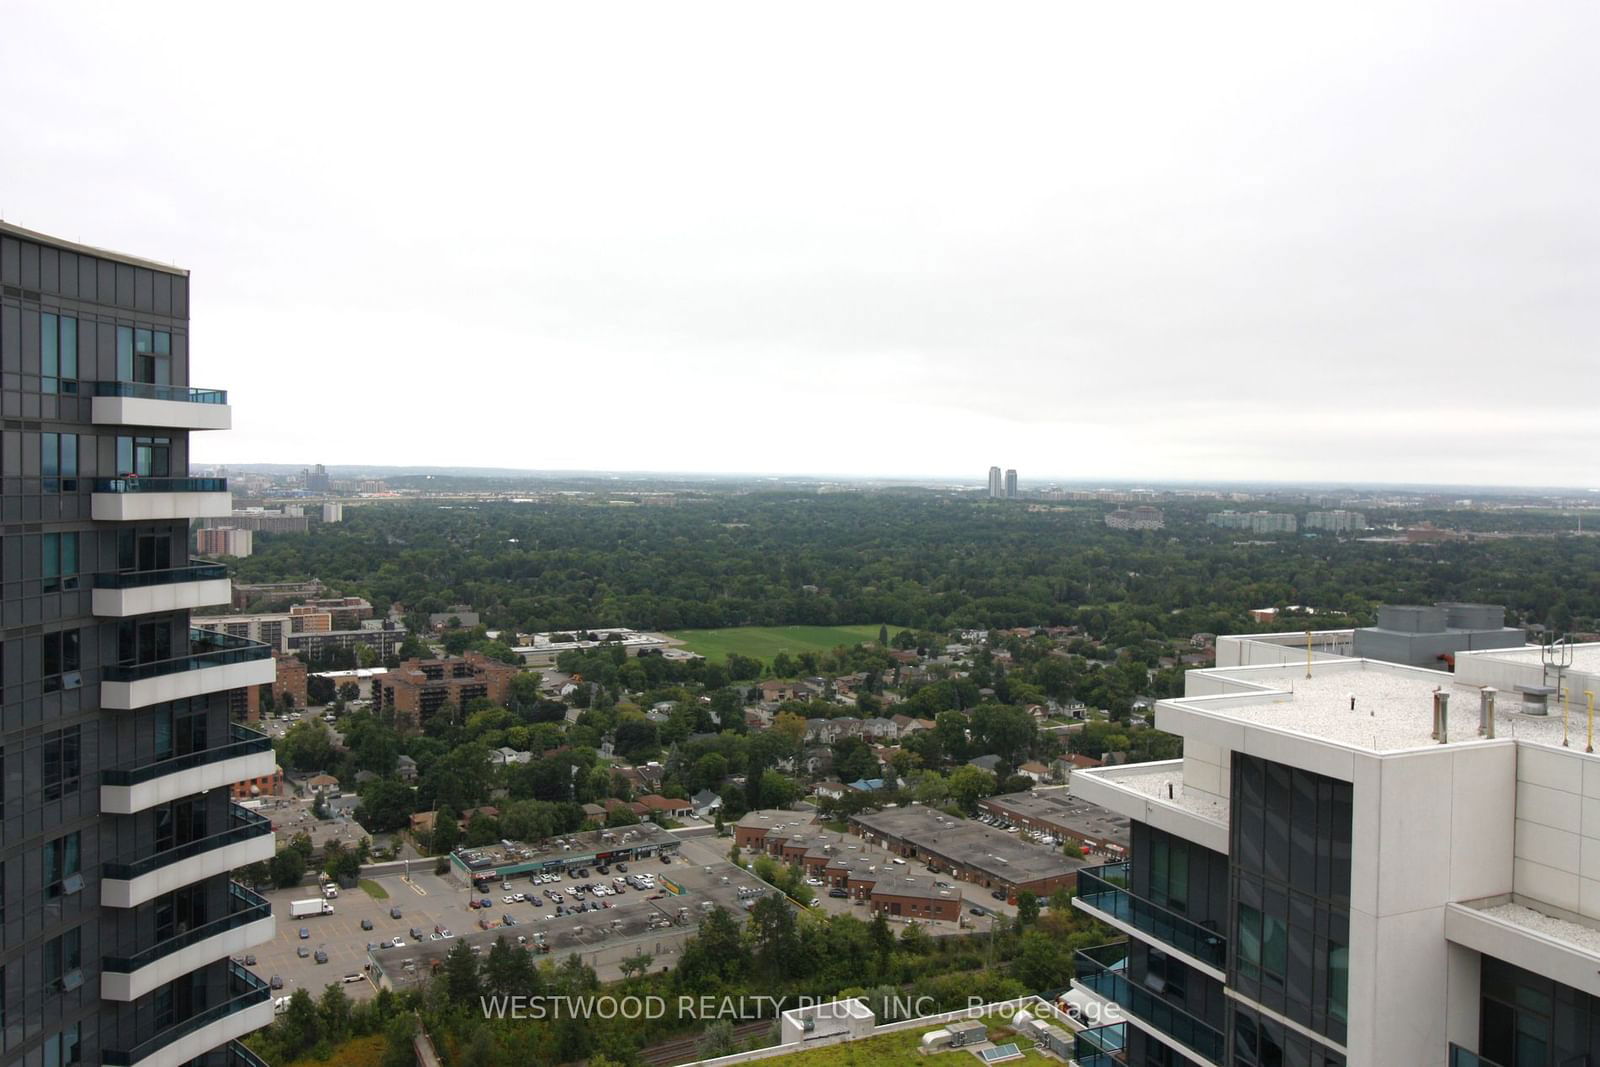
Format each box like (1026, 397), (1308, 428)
(691, 789), (723, 817)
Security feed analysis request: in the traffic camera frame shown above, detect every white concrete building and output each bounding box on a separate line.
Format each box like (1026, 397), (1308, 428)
(1069, 642), (1600, 1066)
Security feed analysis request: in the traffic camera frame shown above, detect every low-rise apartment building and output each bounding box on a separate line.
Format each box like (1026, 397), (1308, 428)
(848, 806), (1082, 899)
(371, 652), (518, 728)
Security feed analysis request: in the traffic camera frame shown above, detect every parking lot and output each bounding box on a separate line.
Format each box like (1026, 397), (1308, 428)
(254, 869), (463, 1002)
(364, 846), (785, 990)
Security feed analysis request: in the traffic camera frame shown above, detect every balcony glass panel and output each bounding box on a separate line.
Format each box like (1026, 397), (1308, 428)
(1077, 861), (1228, 969)
(103, 884), (270, 974)
(92, 381), (229, 404)
(102, 628), (271, 684)
(93, 477), (228, 494)
(102, 806), (272, 883)
(1076, 941), (1224, 1063)
(1074, 1022), (1127, 1067)
(1449, 1046), (1510, 1067)
(95, 562), (229, 589)
(102, 962), (268, 1066)
(101, 725), (271, 788)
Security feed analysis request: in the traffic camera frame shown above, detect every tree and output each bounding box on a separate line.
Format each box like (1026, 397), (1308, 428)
(698, 1019), (737, 1059)
(618, 953), (654, 981)
(771, 711), (807, 751)
(749, 894), (803, 982)
(317, 981), (353, 1043)
(355, 778), (416, 833)
(1015, 891), (1040, 928)
(280, 720), (334, 772)
(869, 910), (895, 972)
(444, 938), (481, 1003)
(431, 807), (461, 855)
(278, 989), (321, 1059)
(878, 625), (889, 646)
(947, 764), (997, 814)
(270, 847), (307, 888)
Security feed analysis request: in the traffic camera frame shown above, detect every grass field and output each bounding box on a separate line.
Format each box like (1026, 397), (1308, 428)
(664, 624), (889, 665)
(358, 879), (388, 900)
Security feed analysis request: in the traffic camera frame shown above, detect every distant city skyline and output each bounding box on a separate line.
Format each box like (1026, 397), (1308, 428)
(3, 4), (1593, 487)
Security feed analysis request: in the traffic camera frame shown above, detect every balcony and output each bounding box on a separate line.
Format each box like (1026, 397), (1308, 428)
(100, 628), (274, 711)
(229, 1042), (271, 1067)
(1074, 941), (1224, 1065)
(103, 883), (275, 1001)
(92, 476), (232, 522)
(102, 806), (275, 909)
(1074, 1023), (1128, 1067)
(1074, 862), (1228, 976)
(90, 381), (231, 430)
(93, 562), (231, 618)
(1449, 1045), (1509, 1067)
(102, 962), (272, 1067)
(101, 724), (276, 815)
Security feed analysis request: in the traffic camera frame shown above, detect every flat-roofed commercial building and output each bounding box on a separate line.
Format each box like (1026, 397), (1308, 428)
(848, 806), (1082, 899)
(978, 788), (1131, 858)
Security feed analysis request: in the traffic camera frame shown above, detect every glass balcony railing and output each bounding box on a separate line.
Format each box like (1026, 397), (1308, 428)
(1449, 1045), (1510, 1067)
(1074, 1022), (1128, 1067)
(92, 381), (229, 405)
(1076, 862), (1228, 969)
(1076, 941), (1225, 1064)
(93, 476), (228, 494)
(103, 883), (271, 975)
(101, 724), (272, 788)
(94, 561), (229, 589)
(102, 628), (271, 684)
(102, 962), (269, 1066)
(229, 1041), (272, 1067)
(103, 806), (273, 884)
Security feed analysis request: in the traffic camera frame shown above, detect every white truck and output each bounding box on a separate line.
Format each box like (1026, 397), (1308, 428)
(290, 898), (334, 918)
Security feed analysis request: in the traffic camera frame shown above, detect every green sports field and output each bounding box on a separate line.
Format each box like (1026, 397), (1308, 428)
(664, 624), (890, 665)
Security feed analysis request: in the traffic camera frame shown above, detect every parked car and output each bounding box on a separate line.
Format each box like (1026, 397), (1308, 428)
(314, 950), (329, 964)
(969, 907), (985, 916)
(829, 888), (849, 898)
(297, 946), (310, 958)
(299, 927), (310, 940)
(991, 890), (1008, 901)
(390, 906), (403, 920)
(270, 975), (284, 989)
(616, 862), (628, 872)
(360, 918), (374, 931)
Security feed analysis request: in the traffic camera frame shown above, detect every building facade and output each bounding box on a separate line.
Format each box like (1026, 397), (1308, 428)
(0, 223), (277, 1066)
(988, 466), (1003, 498)
(1069, 640), (1600, 1066)
(371, 652), (518, 729)
(1005, 468), (1018, 499)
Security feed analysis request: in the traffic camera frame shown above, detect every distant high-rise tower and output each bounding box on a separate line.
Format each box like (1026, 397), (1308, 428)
(306, 463), (331, 493)
(988, 466), (1004, 498)
(1005, 469), (1018, 499)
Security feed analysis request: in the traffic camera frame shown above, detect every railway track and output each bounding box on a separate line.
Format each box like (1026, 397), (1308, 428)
(638, 1019), (772, 1066)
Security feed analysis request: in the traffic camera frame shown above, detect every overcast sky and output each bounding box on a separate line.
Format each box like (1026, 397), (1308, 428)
(2, 2), (1595, 487)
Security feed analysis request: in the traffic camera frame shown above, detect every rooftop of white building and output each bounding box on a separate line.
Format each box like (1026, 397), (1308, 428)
(1168, 659), (1586, 754)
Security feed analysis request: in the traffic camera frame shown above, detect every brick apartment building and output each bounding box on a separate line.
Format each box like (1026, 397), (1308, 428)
(231, 765), (284, 800)
(373, 652), (519, 728)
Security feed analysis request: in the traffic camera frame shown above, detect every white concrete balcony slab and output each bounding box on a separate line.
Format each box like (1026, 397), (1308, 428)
(102, 807), (276, 909)
(1070, 760), (1231, 855)
(91, 382), (231, 430)
(92, 477), (232, 522)
(1446, 896), (1600, 999)
(92, 563), (231, 618)
(102, 962), (273, 1067)
(100, 629), (274, 711)
(102, 885), (275, 1002)
(101, 725), (275, 815)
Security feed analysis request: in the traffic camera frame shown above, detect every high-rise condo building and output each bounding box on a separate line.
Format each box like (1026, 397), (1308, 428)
(0, 222), (277, 1067)
(1005, 468), (1018, 499)
(1069, 616), (1600, 1066)
(988, 466), (1004, 498)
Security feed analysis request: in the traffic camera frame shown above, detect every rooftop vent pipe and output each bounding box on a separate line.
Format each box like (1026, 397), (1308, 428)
(1434, 691), (1450, 744)
(1481, 688), (1496, 739)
